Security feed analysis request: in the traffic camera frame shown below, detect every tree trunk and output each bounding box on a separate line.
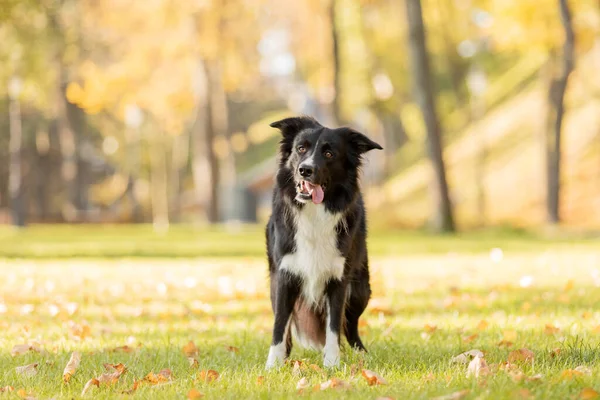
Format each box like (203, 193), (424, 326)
(546, 0), (575, 224)
(150, 132), (169, 232)
(191, 59), (220, 223)
(8, 92), (26, 226)
(404, 0), (455, 232)
(330, 0), (342, 124)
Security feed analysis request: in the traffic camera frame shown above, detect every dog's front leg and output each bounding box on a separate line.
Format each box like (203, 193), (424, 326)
(266, 271), (301, 369)
(323, 278), (346, 368)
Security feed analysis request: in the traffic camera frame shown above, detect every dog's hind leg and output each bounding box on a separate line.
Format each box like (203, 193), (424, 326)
(344, 268), (371, 351)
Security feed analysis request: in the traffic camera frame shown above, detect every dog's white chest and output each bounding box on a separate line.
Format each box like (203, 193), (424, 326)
(280, 204), (345, 306)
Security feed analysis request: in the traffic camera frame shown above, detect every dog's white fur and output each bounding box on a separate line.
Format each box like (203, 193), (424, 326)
(279, 202), (345, 367)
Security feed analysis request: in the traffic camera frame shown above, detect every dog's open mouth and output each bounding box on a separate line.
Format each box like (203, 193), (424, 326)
(296, 180), (326, 204)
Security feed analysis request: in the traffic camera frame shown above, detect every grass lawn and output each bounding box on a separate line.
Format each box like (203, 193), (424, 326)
(1, 228), (600, 399)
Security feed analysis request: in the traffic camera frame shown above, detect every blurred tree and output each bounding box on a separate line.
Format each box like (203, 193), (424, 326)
(405, 0), (455, 232)
(546, 0), (575, 224)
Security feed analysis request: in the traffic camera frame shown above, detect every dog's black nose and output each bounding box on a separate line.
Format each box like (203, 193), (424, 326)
(299, 165), (313, 177)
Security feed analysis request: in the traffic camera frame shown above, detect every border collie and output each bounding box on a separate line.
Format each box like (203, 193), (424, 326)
(265, 116), (382, 368)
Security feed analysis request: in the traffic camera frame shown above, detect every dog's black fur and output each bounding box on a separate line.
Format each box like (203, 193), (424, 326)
(265, 116), (382, 368)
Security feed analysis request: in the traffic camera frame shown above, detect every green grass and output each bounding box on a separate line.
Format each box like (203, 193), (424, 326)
(2, 239), (600, 399)
(0, 224), (598, 258)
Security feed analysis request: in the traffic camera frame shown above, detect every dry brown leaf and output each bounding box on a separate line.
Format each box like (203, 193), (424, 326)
(463, 334), (478, 344)
(498, 340), (514, 348)
(580, 388), (600, 399)
(81, 378), (99, 396)
(431, 390), (470, 400)
(550, 348), (561, 358)
(507, 348), (534, 363)
(516, 388), (533, 399)
(224, 345), (239, 353)
(309, 364), (324, 373)
(16, 388), (36, 399)
(296, 377), (310, 390)
(292, 360), (303, 377)
(198, 370), (219, 383)
(509, 369), (525, 383)
(111, 345), (134, 353)
(187, 388), (204, 399)
(70, 321), (92, 340)
(256, 376), (265, 385)
(451, 349), (484, 364)
(361, 369), (388, 385)
(15, 363), (38, 377)
(183, 341), (199, 357)
(122, 380), (140, 395)
(561, 369), (586, 380)
(527, 373), (543, 382)
(62, 351), (81, 383)
(11, 344), (41, 357)
(188, 357), (199, 368)
(319, 377), (351, 390)
(476, 320), (489, 331)
(96, 363), (127, 385)
(0, 386), (14, 393)
(544, 324), (560, 335)
(424, 324), (437, 333)
(466, 355), (489, 378)
(143, 371), (170, 385)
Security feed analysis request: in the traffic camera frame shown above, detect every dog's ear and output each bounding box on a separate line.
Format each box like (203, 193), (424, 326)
(270, 116), (320, 138)
(346, 128), (383, 154)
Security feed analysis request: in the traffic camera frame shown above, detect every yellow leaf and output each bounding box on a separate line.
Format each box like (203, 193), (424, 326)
(463, 333), (478, 343)
(187, 388), (204, 399)
(361, 369), (388, 385)
(319, 377), (351, 390)
(256, 376), (265, 385)
(476, 320), (489, 331)
(198, 370), (219, 383)
(544, 324), (560, 335)
(580, 388), (600, 400)
(424, 324), (438, 333)
(62, 352), (81, 383)
(564, 280), (574, 292)
(507, 349), (535, 363)
(183, 341), (199, 357)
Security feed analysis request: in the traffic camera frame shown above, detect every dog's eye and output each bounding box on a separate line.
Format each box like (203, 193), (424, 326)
(324, 150), (334, 159)
(297, 145), (306, 154)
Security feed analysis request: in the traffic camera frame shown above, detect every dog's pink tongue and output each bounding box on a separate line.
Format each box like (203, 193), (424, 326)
(311, 185), (324, 204)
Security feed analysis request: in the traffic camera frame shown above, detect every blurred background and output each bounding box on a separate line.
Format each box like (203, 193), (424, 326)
(1, 0), (599, 234)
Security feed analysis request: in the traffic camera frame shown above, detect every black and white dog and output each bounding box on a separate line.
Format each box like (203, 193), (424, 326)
(265, 116), (382, 368)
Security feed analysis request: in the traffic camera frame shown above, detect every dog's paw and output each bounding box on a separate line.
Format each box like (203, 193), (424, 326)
(265, 343), (286, 370)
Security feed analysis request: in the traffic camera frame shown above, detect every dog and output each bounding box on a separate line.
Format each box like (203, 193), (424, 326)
(265, 116), (382, 369)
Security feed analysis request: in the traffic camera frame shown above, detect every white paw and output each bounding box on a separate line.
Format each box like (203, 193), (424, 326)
(323, 347), (340, 368)
(266, 343), (286, 370)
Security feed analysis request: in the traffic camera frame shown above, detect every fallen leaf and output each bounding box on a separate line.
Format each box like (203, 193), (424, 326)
(81, 378), (99, 396)
(561, 369), (586, 380)
(16, 388), (35, 399)
(296, 377), (310, 390)
(508, 348), (534, 363)
(361, 369), (388, 385)
(198, 370), (219, 383)
(451, 349), (484, 364)
(224, 346), (239, 353)
(187, 388), (204, 399)
(550, 348), (561, 358)
(319, 377), (351, 390)
(498, 340), (514, 348)
(508, 369), (525, 383)
(11, 344), (41, 357)
(292, 360), (303, 376)
(96, 363), (127, 385)
(466, 355), (489, 378)
(69, 321), (92, 340)
(0, 386), (14, 393)
(527, 373), (543, 382)
(188, 357), (199, 368)
(580, 388), (600, 399)
(564, 279), (574, 292)
(424, 324), (437, 333)
(15, 363), (38, 377)
(431, 390), (470, 400)
(463, 333), (478, 343)
(122, 380), (140, 394)
(62, 351), (81, 383)
(582, 312), (593, 319)
(111, 345), (134, 353)
(476, 320), (489, 331)
(256, 376), (265, 385)
(544, 324), (560, 335)
(183, 341), (199, 357)
(575, 366), (593, 375)
(143, 372), (169, 385)
(516, 388), (532, 399)
(309, 364), (323, 373)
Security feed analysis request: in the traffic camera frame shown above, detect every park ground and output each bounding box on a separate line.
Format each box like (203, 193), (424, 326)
(1, 225), (600, 399)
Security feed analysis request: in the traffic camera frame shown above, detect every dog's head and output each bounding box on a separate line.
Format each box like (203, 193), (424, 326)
(270, 116), (382, 206)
